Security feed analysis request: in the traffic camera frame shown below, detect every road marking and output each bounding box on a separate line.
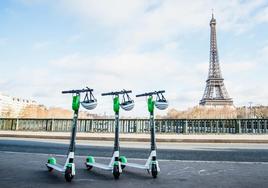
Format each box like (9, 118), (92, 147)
(1, 150), (268, 165)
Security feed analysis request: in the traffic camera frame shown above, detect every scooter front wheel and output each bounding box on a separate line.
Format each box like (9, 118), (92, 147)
(113, 165), (120, 180)
(65, 167), (74, 182)
(151, 163), (158, 178)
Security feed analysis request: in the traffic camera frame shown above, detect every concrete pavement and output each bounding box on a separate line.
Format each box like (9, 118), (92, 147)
(1, 138), (268, 187)
(0, 151), (268, 188)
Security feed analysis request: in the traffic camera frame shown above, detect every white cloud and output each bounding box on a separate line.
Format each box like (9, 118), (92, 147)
(44, 49), (213, 114)
(60, 0), (147, 26)
(6, 42), (267, 116)
(2, 0), (268, 117)
(66, 34), (82, 43)
(58, 0), (267, 50)
(255, 6), (268, 23)
(33, 41), (51, 50)
(219, 46), (268, 107)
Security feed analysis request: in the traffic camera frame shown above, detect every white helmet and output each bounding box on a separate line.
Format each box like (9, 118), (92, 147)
(81, 91), (97, 110)
(120, 91), (134, 111)
(155, 100), (168, 110)
(121, 100), (134, 111)
(155, 91), (168, 110)
(81, 100), (97, 110)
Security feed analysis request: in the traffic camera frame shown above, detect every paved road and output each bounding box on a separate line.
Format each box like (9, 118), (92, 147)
(0, 139), (268, 162)
(0, 151), (268, 188)
(0, 139), (268, 188)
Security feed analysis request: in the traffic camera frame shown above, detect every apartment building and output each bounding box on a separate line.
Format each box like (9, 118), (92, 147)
(0, 92), (36, 118)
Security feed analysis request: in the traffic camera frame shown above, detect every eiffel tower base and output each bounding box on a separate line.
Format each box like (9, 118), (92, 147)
(199, 99), (233, 106)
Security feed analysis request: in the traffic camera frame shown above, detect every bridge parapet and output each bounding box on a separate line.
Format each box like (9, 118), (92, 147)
(0, 118), (267, 134)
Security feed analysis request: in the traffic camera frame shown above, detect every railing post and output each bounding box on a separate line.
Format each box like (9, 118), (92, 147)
(134, 119), (137, 133)
(263, 119), (265, 133)
(50, 119), (54, 131)
(235, 120), (241, 134)
(183, 119), (188, 134)
(257, 120), (261, 133)
(244, 120), (248, 133)
(210, 121), (212, 133)
(89, 119), (93, 132)
(264, 120), (267, 133)
(215, 120), (219, 133)
(45, 119), (48, 131)
(175, 120), (178, 134)
(10, 119), (14, 130)
(16, 118), (19, 130)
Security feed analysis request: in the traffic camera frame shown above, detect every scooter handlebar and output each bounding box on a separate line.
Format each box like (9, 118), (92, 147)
(136, 90), (165, 97)
(62, 88), (93, 94)
(101, 90), (132, 96)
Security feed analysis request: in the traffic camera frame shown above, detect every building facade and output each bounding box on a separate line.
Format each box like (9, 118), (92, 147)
(0, 92), (37, 118)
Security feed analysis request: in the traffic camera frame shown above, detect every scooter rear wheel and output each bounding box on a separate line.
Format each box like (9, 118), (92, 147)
(65, 167), (74, 182)
(151, 163), (158, 178)
(119, 156), (127, 169)
(113, 165), (120, 180)
(47, 166), (53, 172)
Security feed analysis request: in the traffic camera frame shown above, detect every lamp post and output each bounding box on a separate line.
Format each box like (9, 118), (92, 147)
(249, 102), (253, 118)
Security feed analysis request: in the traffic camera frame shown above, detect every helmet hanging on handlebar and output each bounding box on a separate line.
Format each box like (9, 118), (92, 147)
(81, 89), (97, 110)
(155, 92), (168, 110)
(120, 91), (134, 111)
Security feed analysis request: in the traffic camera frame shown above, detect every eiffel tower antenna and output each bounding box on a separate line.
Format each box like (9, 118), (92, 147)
(199, 13), (233, 106)
(211, 8), (214, 18)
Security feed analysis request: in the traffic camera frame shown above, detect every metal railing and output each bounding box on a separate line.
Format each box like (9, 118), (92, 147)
(0, 118), (267, 134)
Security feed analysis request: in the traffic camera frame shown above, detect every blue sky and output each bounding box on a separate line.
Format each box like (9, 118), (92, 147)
(0, 0), (268, 117)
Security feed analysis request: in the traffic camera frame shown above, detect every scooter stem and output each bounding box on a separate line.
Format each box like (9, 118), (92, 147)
(114, 111), (120, 152)
(68, 94), (80, 154)
(69, 110), (78, 153)
(150, 111), (156, 151)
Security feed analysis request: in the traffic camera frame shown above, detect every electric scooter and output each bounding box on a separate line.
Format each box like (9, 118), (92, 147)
(85, 90), (134, 179)
(122, 90), (168, 178)
(46, 87), (97, 182)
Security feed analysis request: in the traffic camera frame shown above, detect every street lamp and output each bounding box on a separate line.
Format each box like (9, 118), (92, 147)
(249, 102), (253, 118)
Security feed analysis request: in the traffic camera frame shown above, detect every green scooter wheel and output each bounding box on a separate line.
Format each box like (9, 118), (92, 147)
(85, 156), (94, 171)
(65, 167), (74, 182)
(47, 157), (56, 172)
(47, 157), (56, 164)
(151, 163), (158, 178)
(119, 156), (127, 169)
(113, 165), (120, 180)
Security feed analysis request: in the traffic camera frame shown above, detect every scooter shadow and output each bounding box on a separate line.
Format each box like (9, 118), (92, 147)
(82, 169), (116, 181)
(38, 169), (67, 183)
(122, 169), (156, 180)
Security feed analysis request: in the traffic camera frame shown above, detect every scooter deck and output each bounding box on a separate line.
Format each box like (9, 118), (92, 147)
(46, 163), (65, 172)
(125, 162), (148, 170)
(86, 162), (112, 171)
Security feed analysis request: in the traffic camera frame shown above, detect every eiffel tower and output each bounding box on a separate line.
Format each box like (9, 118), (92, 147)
(199, 13), (233, 106)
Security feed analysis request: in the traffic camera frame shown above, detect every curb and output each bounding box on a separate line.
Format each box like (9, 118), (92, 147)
(1, 134), (268, 144)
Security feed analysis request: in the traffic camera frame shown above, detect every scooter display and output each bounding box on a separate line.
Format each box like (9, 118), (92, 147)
(85, 90), (134, 179)
(122, 90), (168, 178)
(46, 87), (97, 182)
